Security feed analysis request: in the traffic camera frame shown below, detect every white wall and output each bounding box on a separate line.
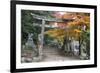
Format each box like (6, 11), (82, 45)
(0, 0), (99, 73)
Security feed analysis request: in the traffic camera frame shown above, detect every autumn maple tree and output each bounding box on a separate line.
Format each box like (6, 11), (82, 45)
(45, 12), (90, 57)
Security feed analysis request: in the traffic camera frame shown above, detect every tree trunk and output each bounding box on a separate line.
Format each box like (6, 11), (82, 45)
(79, 37), (81, 56)
(61, 37), (70, 55)
(86, 40), (90, 59)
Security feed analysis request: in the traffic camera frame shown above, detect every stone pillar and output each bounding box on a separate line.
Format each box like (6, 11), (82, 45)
(38, 19), (45, 60)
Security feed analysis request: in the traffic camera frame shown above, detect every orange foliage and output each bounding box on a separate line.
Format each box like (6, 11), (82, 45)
(45, 12), (90, 41)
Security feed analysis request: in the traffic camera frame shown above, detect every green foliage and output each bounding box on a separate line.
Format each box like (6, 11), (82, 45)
(21, 10), (54, 45)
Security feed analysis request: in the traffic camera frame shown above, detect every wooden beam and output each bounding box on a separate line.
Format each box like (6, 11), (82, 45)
(31, 13), (74, 22)
(33, 23), (58, 28)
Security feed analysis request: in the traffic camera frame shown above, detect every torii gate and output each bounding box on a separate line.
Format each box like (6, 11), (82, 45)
(31, 13), (74, 60)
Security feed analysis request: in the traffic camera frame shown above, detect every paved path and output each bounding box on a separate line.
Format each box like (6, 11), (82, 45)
(42, 46), (79, 62)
